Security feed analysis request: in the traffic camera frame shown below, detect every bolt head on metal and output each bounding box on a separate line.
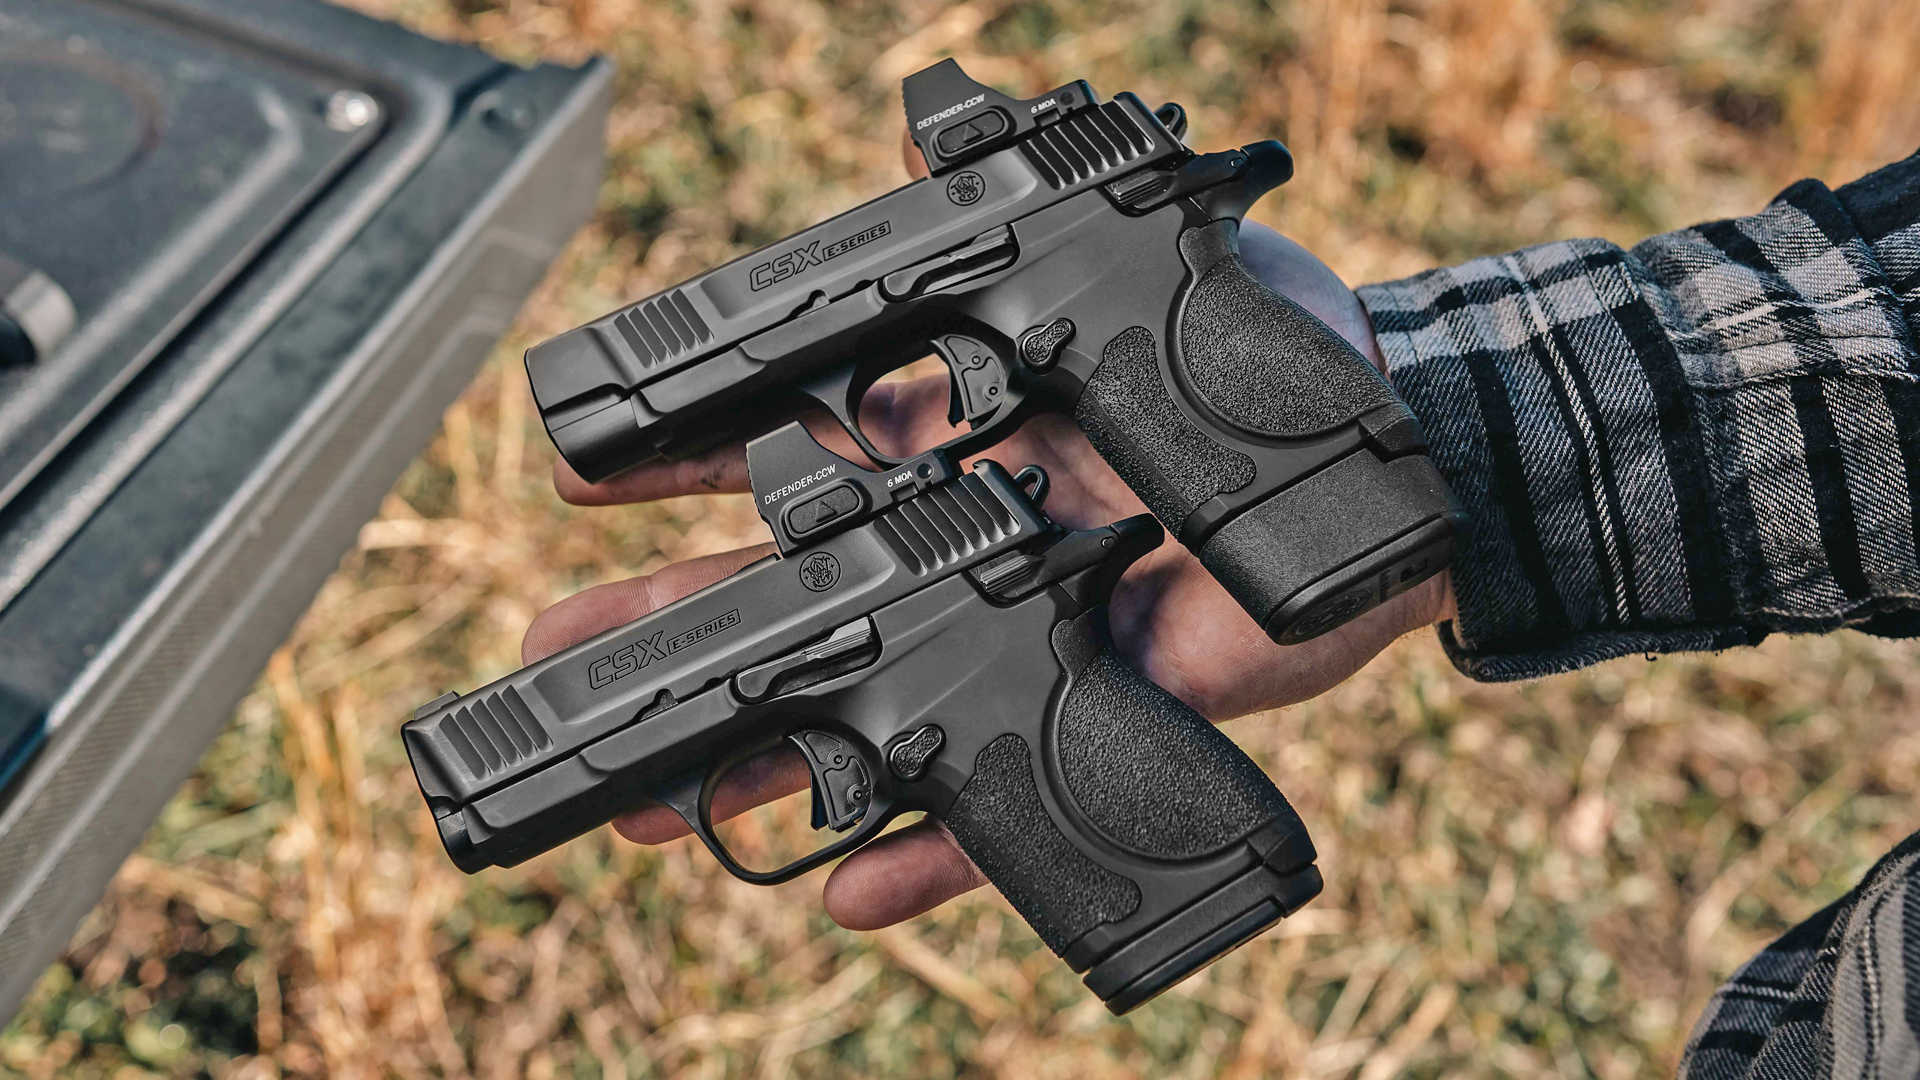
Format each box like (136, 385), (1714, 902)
(483, 98), (539, 134)
(324, 90), (378, 131)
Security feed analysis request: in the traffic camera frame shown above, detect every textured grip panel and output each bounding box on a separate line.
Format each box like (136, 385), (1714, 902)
(1074, 325), (1255, 525)
(1177, 248), (1394, 439)
(945, 734), (1141, 953)
(1055, 642), (1299, 861)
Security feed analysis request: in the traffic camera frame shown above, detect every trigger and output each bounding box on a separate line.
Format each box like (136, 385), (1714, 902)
(933, 333), (1007, 429)
(787, 730), (873, 832)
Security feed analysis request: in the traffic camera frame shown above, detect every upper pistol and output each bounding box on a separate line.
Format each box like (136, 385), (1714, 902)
(524, 58), (1462, 645)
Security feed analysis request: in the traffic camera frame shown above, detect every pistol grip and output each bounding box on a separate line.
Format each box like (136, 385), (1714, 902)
(940, 610), (1319, 1014)
(1072, 219), (1462, 644)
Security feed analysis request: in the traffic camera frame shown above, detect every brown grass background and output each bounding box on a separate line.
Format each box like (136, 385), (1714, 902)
(8, 0), (1920, 1077)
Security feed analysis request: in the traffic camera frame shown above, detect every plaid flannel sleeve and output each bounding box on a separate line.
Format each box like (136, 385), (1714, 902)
(1673, 829), (1920, 1080)
(1356, 149), (1920, 682)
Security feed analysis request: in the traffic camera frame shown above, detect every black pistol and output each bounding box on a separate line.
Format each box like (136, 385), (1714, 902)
(404, 422), (1322, 1014)
(524, 60), (1460, 644)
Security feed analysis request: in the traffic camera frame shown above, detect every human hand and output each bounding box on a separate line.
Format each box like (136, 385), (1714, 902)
(521, 141), (1454, 931)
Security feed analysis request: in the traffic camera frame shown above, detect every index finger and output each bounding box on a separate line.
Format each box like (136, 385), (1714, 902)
(552, 440), (750, 506)
(522, 544), (773, 663)
(550, 377), (964, 507)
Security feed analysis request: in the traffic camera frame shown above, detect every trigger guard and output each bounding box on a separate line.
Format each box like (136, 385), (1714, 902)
(669, 741), (898, 886)
(795, 366), (928, 470)
(799, 340), (1031, 470)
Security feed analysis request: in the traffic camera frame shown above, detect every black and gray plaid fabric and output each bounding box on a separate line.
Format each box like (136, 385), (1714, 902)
(1677, 832), (1920, 1080)
(1355, 150), (1920, 1079)
(1358, 150), (1920, 683)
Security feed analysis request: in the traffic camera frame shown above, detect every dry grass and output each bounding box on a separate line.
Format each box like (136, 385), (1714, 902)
(7, 0), (1920, 1077)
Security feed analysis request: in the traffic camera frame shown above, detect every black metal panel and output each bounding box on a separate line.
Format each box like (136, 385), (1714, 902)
(0, 0), (385, 510)
(0, 0), (610, 1021)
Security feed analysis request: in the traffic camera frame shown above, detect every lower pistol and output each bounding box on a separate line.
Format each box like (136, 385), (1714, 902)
(402, 422), (1321, 1014)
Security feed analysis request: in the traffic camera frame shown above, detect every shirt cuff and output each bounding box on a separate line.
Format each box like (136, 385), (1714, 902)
(1358, 155), (1920, 680)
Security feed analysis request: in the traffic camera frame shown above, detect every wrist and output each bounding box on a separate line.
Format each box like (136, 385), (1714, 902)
(1422, 568), (1457, 626)
(1369, 291), (1446, 628)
